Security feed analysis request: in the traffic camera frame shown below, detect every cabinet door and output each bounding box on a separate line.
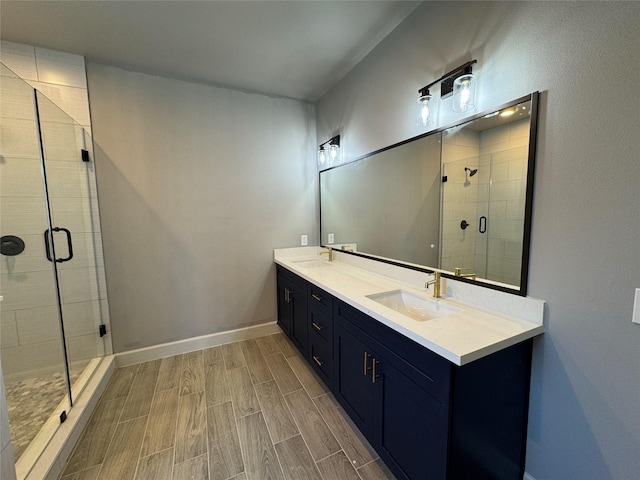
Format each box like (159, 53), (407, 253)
(375, 358), (449, 480)
(276, 274), (292, 336)
(334, 320), (377, 439)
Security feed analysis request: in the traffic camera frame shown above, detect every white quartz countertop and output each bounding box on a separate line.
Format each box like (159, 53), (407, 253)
(275, 248), (544, 366)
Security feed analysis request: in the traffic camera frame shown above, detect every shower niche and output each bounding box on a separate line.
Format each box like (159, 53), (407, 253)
(0, 62), (111, 473)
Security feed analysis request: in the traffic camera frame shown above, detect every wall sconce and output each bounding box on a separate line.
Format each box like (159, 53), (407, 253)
(417, 59), (478, 124)
(318, 135), (340, 166)
(416, 88), (436, 128)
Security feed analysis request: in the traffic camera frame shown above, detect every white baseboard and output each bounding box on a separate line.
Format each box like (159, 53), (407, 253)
(115, 321), (282, 367)
(524, 472), (537, 480)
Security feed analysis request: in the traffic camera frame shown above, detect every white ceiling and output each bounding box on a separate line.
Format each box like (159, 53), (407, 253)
(0, 1), (420, 101)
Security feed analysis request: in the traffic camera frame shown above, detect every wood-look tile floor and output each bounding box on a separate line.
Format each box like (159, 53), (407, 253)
(59, 333), (397, 480)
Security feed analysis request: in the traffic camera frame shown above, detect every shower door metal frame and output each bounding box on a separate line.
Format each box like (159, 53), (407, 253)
(32, 89), (74, 410)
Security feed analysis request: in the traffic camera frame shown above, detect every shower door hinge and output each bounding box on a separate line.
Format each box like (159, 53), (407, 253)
(99, 324), (107, 337)
(81, 149), (90, 162)
(442, 175), (448, 183)
(60, 411), (67, 424)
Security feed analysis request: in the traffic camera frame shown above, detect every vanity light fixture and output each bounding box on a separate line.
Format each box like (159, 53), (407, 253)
(416, 89), (436, 128)
(318, 135), (340, 166)
(417, 59), (478, 125)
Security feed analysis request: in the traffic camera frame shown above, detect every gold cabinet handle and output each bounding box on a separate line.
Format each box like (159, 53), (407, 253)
(311, 293), (323, 302)
(363, 352), (371, 375)
(313, 355), (323, 366)
(312, 322), (323, 331)
(372, 359), (379, 384)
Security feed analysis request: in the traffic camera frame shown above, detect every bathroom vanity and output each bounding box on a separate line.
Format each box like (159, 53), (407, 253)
(275, 247), (544, 480)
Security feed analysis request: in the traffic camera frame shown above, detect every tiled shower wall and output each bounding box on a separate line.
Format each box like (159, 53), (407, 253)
(476, 118), (529, 285)
(0, 40), (110, 382)
(440, 118), (529, 286)
(440, 128), (481, 273)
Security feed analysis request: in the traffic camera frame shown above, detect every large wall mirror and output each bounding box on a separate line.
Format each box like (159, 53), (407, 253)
(320, 92), (539, 295)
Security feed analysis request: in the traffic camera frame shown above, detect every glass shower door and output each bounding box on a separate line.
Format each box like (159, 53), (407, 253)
(35, 91), (109, 400)
(0, 64), (71, 461)
(1, 63), (110, 471)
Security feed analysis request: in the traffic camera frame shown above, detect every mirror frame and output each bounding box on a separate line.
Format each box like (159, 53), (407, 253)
(320, 91), (540, 296)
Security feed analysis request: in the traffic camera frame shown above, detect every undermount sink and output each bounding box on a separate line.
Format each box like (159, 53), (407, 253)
(291, 258), (331, 268)
(366, 289), (461, 322)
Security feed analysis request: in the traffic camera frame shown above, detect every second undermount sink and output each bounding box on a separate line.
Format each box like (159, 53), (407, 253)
(366, 289), (461, 322)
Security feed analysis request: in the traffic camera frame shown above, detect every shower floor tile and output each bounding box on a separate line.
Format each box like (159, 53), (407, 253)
(5, 368), (82, 460)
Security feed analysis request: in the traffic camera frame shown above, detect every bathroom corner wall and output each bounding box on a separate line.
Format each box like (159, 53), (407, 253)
(86, 63), (317, 352)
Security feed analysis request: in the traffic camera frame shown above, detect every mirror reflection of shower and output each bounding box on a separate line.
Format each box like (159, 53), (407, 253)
(464, 166), (478, 185)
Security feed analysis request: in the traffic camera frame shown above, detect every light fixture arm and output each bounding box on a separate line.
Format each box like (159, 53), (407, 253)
(319, 135), (340, 150)
(418, 59), (477, 98)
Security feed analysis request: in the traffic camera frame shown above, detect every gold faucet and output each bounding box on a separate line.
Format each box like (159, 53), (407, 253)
(319, 247), (333, 262)
(425, 271), (441, 298)
(454, 267), (476, 280)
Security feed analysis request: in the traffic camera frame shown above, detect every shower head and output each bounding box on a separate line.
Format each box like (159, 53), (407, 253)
(465, 167), (478, 177)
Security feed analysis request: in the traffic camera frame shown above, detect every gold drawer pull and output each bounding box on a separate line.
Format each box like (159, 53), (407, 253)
(313, 355), (323, 366)
(312, 322), (323, 331)
(363, 352), (371, 375)
(311, 293), (323, 302)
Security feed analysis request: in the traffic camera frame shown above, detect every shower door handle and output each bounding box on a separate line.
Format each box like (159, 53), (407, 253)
(44, 227), (74, 263)
(479, 216), (487, 234)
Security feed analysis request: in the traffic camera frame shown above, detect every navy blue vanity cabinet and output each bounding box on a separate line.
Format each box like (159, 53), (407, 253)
(308, 284), (333, 386)
(333, 298), (533, 480)
(276, 265), (308, 356)
(276, 265), (533, 479)
(334, 301), (450, 479)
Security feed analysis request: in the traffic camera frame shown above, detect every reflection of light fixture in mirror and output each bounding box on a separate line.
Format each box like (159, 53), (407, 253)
(416, 88), (436, 128)
(417, 60), (478, 123)
(318, 135), (340, 167)
(500, 108), (516, 117)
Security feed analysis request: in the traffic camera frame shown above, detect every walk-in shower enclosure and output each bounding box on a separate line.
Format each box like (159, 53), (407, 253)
(0, 62), (111, 472)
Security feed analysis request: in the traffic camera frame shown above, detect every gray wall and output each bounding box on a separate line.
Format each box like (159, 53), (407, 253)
(316, 2), (640, 479)
(87, 64), (317, 352)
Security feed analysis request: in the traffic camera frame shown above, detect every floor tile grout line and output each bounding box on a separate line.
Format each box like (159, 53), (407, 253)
(313, 393), (361, 467)
(132, 385), (154, 480)
(234, 335), (292, 479)
(200, 348), (211, 480)
(254, 340), (299, 480)
(263, 344), (328, 479)
(222, 355), (248, 479)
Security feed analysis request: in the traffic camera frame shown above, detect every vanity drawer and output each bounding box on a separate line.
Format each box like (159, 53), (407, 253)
(309, 335), (332, 386)
(309, 307), (332, 344)
(308, 284), (333, 316)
